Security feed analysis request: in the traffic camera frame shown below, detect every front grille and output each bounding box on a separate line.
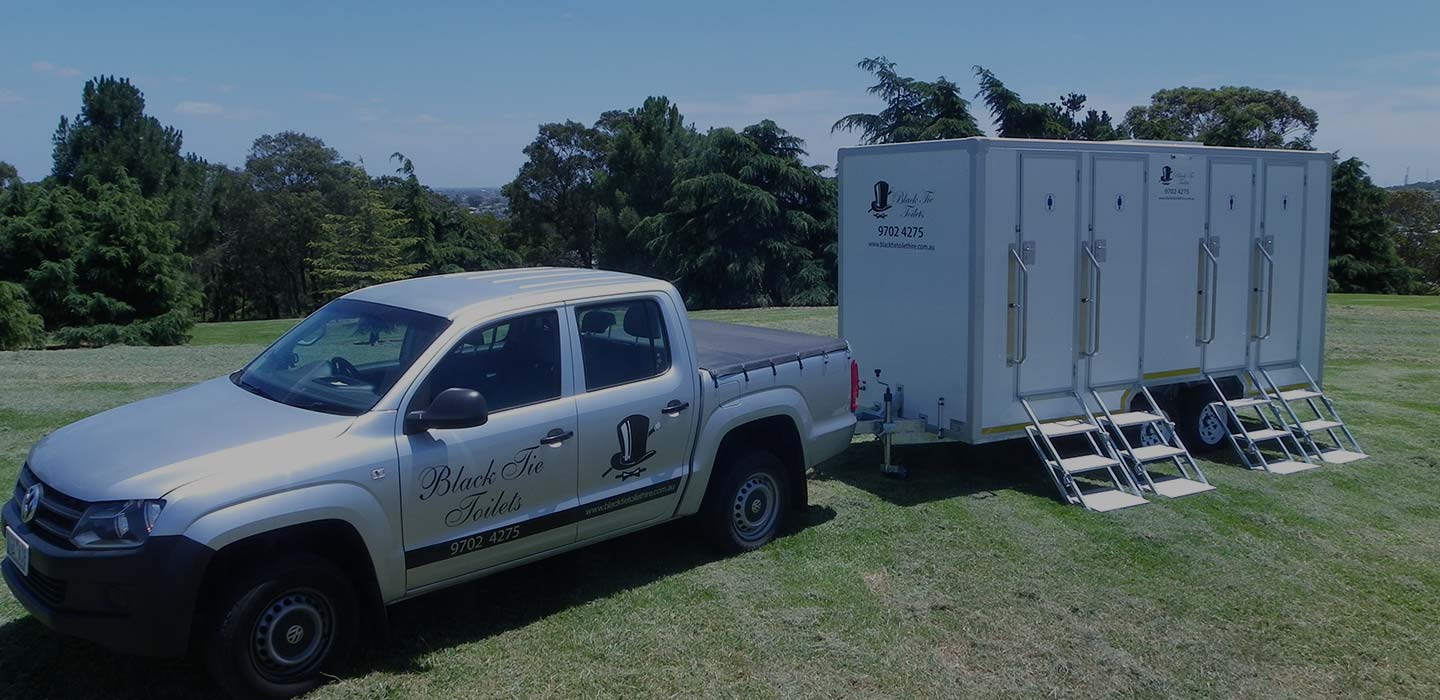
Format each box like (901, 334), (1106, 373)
(21, 565), (68, 606)
(15, 465), (91, 549)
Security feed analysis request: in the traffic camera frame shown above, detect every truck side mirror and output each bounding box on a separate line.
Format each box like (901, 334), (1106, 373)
(405, 388), (489, 434)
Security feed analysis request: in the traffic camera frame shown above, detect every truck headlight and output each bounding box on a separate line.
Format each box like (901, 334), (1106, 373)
(71, 500), (165, 549)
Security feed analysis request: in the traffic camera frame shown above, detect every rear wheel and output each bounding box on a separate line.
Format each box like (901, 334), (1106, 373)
(701, 449), (789, 554)
(205, 555), (357, 699)
(1174, 389), (1231, 453)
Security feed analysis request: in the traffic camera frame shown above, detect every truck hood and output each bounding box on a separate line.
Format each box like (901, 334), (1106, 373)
(26, 376), (357, 500)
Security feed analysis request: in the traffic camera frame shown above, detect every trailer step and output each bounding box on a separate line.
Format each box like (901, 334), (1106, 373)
(1037, 419), (1100, 438)
(1129, 444), (1187, 463)
(1319, 449), (1369, 464)
(1149, 476), (1217, 498)
(1297, 419), (1344, 433)
(1240, 428), (1291, 442)
(1221, 397), (1272, 409)
(1022, 394), (1145, 511)
(1089, 386), (1213, 499)
(1057, 454), (1121, 474)
(1079, 488), (1149, 512)
(1254, 366), (1367, 465)
(1097, 411), (1167, 429)
(1265, 460), (1321, 475)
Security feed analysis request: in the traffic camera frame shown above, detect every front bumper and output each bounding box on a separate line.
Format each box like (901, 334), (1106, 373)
(2, 499), (214, 657)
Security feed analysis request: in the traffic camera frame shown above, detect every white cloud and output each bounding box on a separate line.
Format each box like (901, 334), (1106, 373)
(0, 89), (25, 105)
(32, 60), (81, 78)
(412, 113), (441, 124)
(175, 101), (224, 116)
(216, 83), (235, 94)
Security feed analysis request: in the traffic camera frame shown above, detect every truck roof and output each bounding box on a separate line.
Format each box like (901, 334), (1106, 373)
(343, 267), (670, 319)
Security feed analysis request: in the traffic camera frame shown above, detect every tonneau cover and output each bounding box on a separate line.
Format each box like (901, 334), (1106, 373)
(691, 320), (848, 379)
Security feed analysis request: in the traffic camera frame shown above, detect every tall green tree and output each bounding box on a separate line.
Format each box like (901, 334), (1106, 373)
(1121, 86), (1319, 149)
(503, 120), (610, 267)
(832, 56), (983, 144)
(51, 76), (186, 197)
(594, 97), (699, 275)
(1329, 158), (1415, 293)
(640, 121), (836, 308)
(309, 181), (424, 301)
(972, 67), (1120, 140)
(1387, 188), (1440, 291)
(243, 132), (362, 312)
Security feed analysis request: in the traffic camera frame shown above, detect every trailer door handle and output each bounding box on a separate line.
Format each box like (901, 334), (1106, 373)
(661, 400), (690, 416)
(539, 428), (574, 446)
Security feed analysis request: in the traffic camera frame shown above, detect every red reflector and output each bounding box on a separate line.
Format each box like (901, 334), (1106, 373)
(850, 359), (860, 412)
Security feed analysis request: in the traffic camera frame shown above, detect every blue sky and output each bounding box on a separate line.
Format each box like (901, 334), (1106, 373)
(3, 1), (1438, 187)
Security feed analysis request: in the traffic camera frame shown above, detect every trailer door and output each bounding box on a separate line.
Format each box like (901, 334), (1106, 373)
(1257, 163), (1306, 366)
(1015, 152), (1081, 396)
(1201, 160), (1256, 372)
(1084, 155), (1145, 388)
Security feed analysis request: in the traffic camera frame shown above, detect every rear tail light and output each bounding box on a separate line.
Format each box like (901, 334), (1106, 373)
(850, 359), (860, 412)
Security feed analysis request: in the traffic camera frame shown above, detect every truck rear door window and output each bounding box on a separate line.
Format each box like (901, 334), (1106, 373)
(575, 299), (671, 391)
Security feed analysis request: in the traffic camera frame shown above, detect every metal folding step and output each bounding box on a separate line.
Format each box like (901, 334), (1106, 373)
(1020, 394), (1148, 512)
(1090, 386), (1214, 499)
(1255, 366), (1368, 465)
(1207, 373), (1314, 474)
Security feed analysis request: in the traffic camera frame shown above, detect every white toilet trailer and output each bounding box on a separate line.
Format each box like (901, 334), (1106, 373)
(838, 137), (1365, 511)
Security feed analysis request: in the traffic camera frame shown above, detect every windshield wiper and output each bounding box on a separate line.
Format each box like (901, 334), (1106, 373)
(233, 373), (276, 401)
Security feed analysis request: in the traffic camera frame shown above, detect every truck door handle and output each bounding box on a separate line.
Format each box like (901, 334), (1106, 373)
(661, 400), (690, 416)
(539, 428), (574, 446)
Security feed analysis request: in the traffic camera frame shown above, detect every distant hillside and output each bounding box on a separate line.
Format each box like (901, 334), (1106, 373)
(1388, 180), (1440, 194)
(434, 186), (508, 217)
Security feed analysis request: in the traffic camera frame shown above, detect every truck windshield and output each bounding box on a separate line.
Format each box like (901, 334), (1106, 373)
(232, 299), (450, 416)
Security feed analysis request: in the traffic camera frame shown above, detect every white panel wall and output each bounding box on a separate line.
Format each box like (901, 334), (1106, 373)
(838, 145), (971, 428)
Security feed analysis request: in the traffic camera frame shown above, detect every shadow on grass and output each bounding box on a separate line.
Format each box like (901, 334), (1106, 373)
(0, 505), (837, 699)
(815, 438), (1059, 506)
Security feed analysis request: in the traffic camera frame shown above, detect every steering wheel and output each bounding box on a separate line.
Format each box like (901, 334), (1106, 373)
(330, 356), (362, 380)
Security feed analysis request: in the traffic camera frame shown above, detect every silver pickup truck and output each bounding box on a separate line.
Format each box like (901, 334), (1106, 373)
(2, 268), (857, 698)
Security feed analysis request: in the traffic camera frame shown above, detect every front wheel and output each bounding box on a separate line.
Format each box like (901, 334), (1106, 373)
(204, 555), (358, 699)
(701, 449), (789, 554)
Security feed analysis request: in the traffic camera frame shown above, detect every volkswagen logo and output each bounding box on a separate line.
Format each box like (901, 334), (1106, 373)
(19, 484), (43, 524)
(285, 624), (305, 645)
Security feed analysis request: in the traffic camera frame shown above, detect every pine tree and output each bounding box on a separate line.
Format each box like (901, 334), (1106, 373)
(310, 184), (425, 301)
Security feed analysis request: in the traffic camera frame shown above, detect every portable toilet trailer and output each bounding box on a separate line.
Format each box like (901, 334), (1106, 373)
(838, 137), (1366, 511)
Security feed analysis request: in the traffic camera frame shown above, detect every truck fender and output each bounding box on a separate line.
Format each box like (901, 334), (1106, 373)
(181, 482), (405, 603)
(677, 386), (811, 517)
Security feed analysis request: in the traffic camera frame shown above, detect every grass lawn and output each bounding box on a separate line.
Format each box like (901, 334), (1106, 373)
(1, 294), (1437, 699)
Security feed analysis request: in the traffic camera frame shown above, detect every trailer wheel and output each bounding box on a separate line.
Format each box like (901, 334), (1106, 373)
(1175, 389), (1231, 454)
(204, 554), (357, 699)
(701, 448), (788, 554)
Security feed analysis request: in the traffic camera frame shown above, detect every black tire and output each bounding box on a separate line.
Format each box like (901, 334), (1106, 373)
(1174, 388), (1231, 454)
(204, 554), (358, 700)
(701, 448), (789, 554)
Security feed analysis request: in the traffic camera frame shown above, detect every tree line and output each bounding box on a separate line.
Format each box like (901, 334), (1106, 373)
(1, 59), (1433, 350)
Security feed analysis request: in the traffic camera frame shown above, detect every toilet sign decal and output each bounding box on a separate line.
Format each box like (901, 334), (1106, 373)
(1282, 194), (1289, 211)
(1115, 194), (1124, 211)
(1045, 193), (1055, 212)
(1228, 195), (1235, 211)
